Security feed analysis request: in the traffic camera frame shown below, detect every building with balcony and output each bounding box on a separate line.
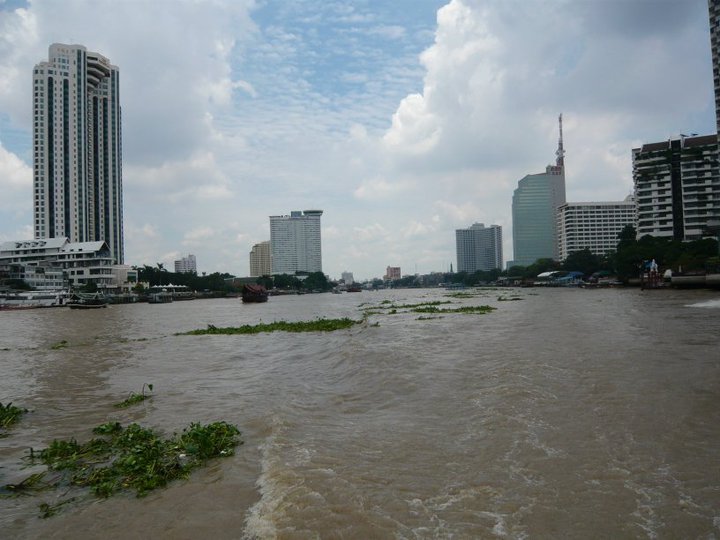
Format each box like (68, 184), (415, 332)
(0, 238), (115, 289)
(32, 44), (124, 264)
(632, 135), (720, 240)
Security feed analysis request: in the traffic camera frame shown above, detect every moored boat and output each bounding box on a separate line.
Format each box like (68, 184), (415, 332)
(67, 292), (108, 309)
(242, 284), (269, 303)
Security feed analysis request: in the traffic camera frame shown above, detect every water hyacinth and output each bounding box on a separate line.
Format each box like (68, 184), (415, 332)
(181, 318), (361, 335)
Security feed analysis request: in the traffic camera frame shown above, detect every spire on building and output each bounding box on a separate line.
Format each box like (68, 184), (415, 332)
(555, 113), (565, 169)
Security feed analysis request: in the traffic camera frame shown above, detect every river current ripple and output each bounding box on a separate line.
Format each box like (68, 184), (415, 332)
(1, 287), (719, 539)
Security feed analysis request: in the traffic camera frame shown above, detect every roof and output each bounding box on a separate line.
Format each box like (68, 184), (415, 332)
(0, 238), (68, 252)
(62, 241), (109, 253)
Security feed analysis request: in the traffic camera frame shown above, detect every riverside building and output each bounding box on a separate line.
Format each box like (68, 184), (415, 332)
(557, 197), (636, 261)
(455, 223), (503, 272)
(174, 254), (197, 274)
(632, 135), (720, 240)
(710, 0), (720, 133)
(32, 44), (124, 264)
(269, 210), (323, 274)
(511, 115), (567, 267)
(249, 241), (271, 277)
(0, 237), (114, 288)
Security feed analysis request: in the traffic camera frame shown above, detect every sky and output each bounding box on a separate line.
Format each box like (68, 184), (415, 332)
(0, 0), (715, 281)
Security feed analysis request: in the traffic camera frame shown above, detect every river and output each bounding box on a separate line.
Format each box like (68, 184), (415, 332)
(1, 287), (719, 539)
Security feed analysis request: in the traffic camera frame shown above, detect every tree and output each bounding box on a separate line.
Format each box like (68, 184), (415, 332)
(562, 249), (600, 276)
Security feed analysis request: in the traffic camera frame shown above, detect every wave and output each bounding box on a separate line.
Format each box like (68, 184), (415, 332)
(686, 299), (720, 309)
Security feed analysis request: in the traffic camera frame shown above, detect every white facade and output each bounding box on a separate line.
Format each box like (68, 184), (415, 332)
(557, 198), (636, 260)
(456, 223), (503, 272)
(341, 271), (354, 285)
(0, 238), (114, 288)
(249, 241), (271, 277)
(174, 254), (197, 274)
(633, 135), (720, 240)
(269, 210), (323, 274)
(33, 44), (124, 264)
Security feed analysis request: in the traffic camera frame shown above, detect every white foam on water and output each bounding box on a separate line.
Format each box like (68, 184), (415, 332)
(242, 414), (298, 540)
(686, 298), (720, 308)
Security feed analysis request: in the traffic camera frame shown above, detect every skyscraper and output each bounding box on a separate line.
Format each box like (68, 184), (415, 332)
(710, 0), (720, 133)
(269, 210), (323, 274)
(249, 241), (271, 277)
(511, 115), (566, 267)
(455, 223), (503, 272)
(32, 44), (124, 264)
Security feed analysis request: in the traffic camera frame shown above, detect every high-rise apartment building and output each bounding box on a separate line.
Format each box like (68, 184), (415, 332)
(511, 116), (567, 267)
(455, 223), (503, 272)
(269, 210), (323, 274)
(174, 254), (197, 274)
(341, 271), (354, 285)
(710, 0), (720, 133)
(32, 44), (123, 264)
(557, 197), (636, 260)
(632, 135), (720, 240)
(249, 241), (271, 277)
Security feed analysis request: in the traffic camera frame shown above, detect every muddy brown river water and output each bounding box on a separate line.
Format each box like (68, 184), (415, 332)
(1, 287), (719, 539)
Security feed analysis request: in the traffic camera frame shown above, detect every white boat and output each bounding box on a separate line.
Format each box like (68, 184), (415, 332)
(0, 290), (69, 310)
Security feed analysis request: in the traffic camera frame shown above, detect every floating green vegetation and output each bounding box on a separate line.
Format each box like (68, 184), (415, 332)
(417, 316), (443, 320)
(50, 340), (68, 350)
(444, 292), (480, 298)
(39, 498), (77, 519)
(411, 305), (496, 315)
(497, 296), (523, 301)
(1, 471), (56, 497)
(1, 402), (27, 430)
(114, 383), (153, 409)
(181, 318), (361, 336)
(6, 420), (242, 515)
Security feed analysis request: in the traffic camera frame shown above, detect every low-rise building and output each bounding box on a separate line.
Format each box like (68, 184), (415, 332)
(384, 266), (401, 281)
(0, 238), (116, 289)
(174, 254), (197, 274)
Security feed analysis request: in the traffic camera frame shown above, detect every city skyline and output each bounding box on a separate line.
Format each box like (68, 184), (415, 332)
(0, 0), (715, 280)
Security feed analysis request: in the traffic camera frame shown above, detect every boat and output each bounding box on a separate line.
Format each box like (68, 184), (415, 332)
(148, 290), (173, 304)
(0, 290), (69, 310)
(67, 292), (108, 309)
(241, 284), (269, 303)
(346, 286), (362, 293)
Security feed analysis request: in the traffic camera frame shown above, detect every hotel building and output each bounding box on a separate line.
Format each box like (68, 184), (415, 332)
(269, 210), (323, 274)
(32, 44), (124, 264)
(174, 254), (197, 274)
(557, 198), (636, 260)
(455, 223), (503, 272)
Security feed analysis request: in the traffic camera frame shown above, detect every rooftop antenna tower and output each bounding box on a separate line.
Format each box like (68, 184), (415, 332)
(556, 113), (565, 169)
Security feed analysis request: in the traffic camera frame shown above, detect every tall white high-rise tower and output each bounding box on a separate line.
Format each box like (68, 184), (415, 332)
(32, 43), (124, 263)
(269, 210), (323, 274)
